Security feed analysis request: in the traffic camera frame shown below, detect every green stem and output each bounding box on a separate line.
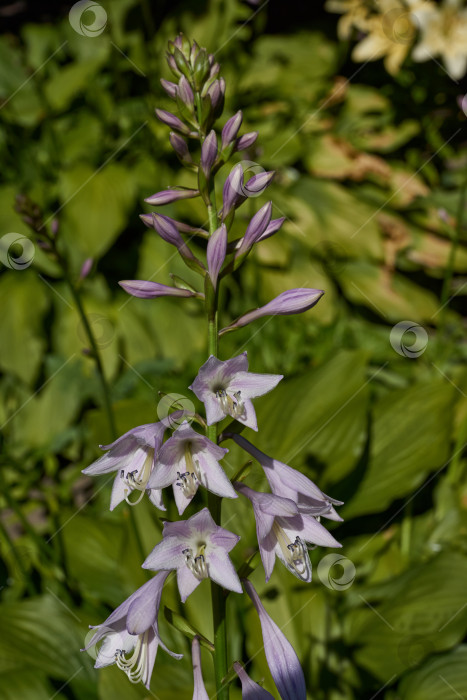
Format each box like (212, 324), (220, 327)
(62, 269), (117, 440)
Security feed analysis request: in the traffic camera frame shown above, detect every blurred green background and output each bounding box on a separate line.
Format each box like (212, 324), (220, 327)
(1, 0), (467, 698)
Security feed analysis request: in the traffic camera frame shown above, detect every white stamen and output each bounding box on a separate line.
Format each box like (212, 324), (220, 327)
(115, 630), (150, 684)
(215, 388), (246, 420)
(182, 545), (208, 579)
(273, 521), (310, 580)
(121, 449), (154, 506)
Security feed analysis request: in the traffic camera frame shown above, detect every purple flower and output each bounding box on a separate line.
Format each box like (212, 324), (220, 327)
(82, 572), (182, 688)
(236, 202), (272, 259)
(207, 223), (227, 290)
(243, 580), (306, 700)
(233, 662), (274, 699)
(119, 280), (200, 299)
(230, 434), (343, 521)
(169, 132), (193, 165)
(257, 216), (285, 242)
(244, 170), (275, 196)
(140, 213), (208, 238)
(235, 132), (258, 151)
(148, 420), (236, 515)
(200, 130), (218, 177)
(143, 507), (242, 602)
(222, 111), (243, 150)
(222, 164), (244, 219)
(192, 637), (209, 700)
(79, 257), (93, 280)
(150, 213), (197, 262)
(178, 75), (194, 107)
(144, 187), (199, 206)
(155, 109), (191, 134)
(82, 423), (166, 511)
(160, 78), (178, 99)
(189, 353), (283, 431)
(235, 482), (341, 582)
(220, 289), (324, 334)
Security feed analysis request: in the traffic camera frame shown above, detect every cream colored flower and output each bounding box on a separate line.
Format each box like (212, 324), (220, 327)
(325, 0), (372, 39)
(352, 0), (417, 75)
(411, 0), (467, 80)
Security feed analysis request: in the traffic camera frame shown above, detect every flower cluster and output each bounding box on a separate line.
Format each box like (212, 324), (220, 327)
(82, 34), (342, 698)
(326, 0), (467, 79)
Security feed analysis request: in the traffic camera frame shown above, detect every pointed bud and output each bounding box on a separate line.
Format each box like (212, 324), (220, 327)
(237, 202), (272, 258)
(235, 131), (258, 151)
(160, 79), (178, 99)
(193, 49), (210, 89)
(144, 188), (199, 206)
(79, 257), (93, 280)
(222, 163), (244, 219)
(119, 280), (199, 299)
(233, 662), (274, 699)
(155, 109), (191, 134)
(245, 170), (275, 195)
(51, 219), (59, 236)
(173, 47), (191, 79)
(258, 217), (285, 242)
(167, 53), (179, 77)
(207, 224), (227, 290)
(192, 637), (209, 700)
(151, 213), (195, 258)
(201, 130), (218, 177)
(178, 75), (194, 107)
(220, 289), (324, 335)
(169, 132), (193, 165)
(222, 111), (243, 150)
(243, 580), (306, 700)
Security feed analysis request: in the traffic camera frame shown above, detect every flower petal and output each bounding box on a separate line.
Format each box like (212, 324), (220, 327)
(208, 548), (242, 593)
(177, 565), (202, 603)
(142, 536), (186, 571)
(119, 280), (196, 299)
(192, 637), (210, 700)
(233, 662), (275, 698)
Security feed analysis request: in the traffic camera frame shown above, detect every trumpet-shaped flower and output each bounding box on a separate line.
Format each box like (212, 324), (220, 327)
(148, 421), (236, 514)
(82, 423), (166, 511)
(233, 662), (275, 699)
(189, 353), (282, 431)
(231, 433), (343, 520)
(83, 572), (182, 689)
(143, 507), (242, 602)
(235, 482), (341, 582)
(243, 579), (306, 700)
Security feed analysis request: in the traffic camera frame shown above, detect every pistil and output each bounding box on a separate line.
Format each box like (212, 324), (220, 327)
(115, 630), (150, 684)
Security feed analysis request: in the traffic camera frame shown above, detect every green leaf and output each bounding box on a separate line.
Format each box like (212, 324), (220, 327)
(0, 271), (49, 385)
(255, 350), (369, 484)
(59, 163), (136, 261)
(0, 594), (94, 679)
(399, 646), (467, 700)
(0, 669), (55, 700)
(346, 552), (467, 681)
(344, 379), (453, 517)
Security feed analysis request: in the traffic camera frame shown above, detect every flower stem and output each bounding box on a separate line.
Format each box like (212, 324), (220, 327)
(204, 171), (229, 699)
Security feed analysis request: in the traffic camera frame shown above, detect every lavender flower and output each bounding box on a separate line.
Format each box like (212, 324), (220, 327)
(150, 213), (199, 265)
(144, 187), (199, 206)
(178, 75), (194, 107)
(155, 109), (191, 134)
(222, 163), (245, 219)
(169, 132), (193, 165)
(222, 111), (243, 150)
(200, 130), (218, 177)
(233, 662), (274, 699)
(243, 580), (306, 700)
(235, 202), (272, 259)
(83, 572), (182, 688)
(220, 288), (324, 334)
(82, 423), (166, 510)
(160, 78), (178, 99)
(189, 353), (283, 431)
(143, 507), (242, 602)
(235, 132), (258, 151)
(207, 223), (227, 290)
(230, 434), (343, 520)
(119, 280), (201, 299)
(244, 170), (275, 196)
(235, 482), (341, 582)
(148, 420), (236, 515)
(192, 637), (209, 700)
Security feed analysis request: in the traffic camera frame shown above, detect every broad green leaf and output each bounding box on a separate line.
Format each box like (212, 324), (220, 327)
(0, 271), (49, 385)
(399, 646), (467, 700)
(44, 57), (108, 112)
(346, 552), (467, 680)
(0, 669), (55, 700)
(344, 379), (453, 517)
(59, 163), (136, 261)
(0, 594), (94, 679)
(256, 350), (369, 484)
